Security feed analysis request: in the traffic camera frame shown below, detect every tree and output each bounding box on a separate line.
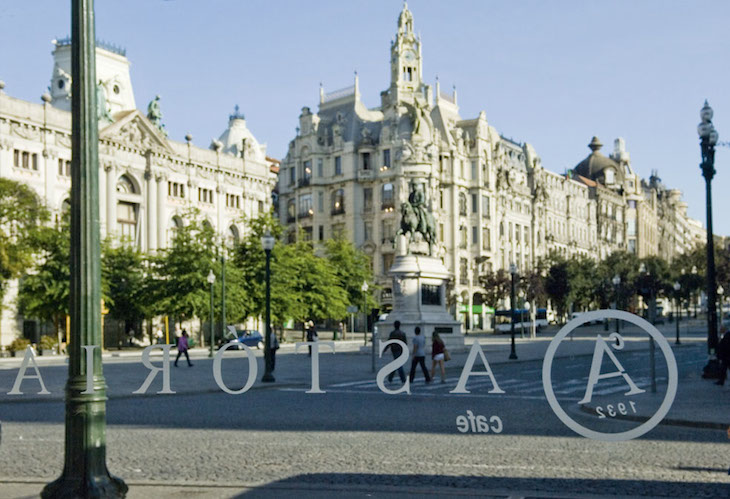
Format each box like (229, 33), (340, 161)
(544, 253), (570, 323)
(324, 237), (375, 313)
(101, 239), (147, 335)
(567, 254), (599, 312)
(17, 219), (70, 339)
(0, 178), (49, 302)
(479, 269), (510, 312)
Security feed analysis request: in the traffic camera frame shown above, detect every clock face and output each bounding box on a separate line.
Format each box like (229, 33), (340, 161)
(404, 50), (416, 63)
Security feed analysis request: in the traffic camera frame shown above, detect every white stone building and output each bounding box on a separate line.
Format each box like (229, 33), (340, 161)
(278, 3), (704, 330)
(0, 39), (277, 346)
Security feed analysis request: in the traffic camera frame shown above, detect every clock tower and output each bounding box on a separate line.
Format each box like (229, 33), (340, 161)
(390, 2), (423, 103)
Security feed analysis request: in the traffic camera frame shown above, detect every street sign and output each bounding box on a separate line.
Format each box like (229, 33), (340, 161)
(347, 305), (359, 314)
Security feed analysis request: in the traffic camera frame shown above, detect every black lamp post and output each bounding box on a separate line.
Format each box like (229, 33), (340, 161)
(698, 100), (720, 357)
(207, 269), (216, 357)
(43, 1), (128, 496)
(261, 230), (275, 383)
(673, 281), (681, 345)
(718, 285), (724, 330)
(221, 254), (226, 341)
(509, 263), (518, 360)
(612, 274), (621, 334)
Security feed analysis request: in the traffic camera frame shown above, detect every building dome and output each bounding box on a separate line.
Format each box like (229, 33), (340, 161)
(573, 136), (623, 185)
(213, 105), (266, 161)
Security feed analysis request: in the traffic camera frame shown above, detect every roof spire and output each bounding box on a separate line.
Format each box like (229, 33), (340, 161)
(588, 136), (603, 152)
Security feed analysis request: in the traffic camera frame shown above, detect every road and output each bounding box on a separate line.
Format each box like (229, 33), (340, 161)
(0, 326), (727, 498)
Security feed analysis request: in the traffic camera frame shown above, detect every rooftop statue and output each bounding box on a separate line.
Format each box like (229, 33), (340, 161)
(146, 95), (167, 136)
(96, 81), (113, 124)
(397, 181), (436, 255)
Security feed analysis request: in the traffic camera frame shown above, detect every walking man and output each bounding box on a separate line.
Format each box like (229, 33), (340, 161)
(384, 320), (407, 383)
(715, 326), (730, 386)
(409, 326), (431, 384)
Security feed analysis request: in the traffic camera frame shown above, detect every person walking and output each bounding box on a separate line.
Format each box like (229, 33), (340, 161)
(174, 330), (193, 367)
(384, 320), (407, 383)
(430, 331), (447, 383)
(715, 326), (730, 386)
(409, 326), (431, 384)
(306, 320), (318, 356)
(269, 328), (279, 371)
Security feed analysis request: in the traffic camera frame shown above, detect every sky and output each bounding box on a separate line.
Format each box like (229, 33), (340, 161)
(1, 0), (729, 235)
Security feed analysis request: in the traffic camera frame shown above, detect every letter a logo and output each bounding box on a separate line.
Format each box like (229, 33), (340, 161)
(578, 334), (645, 405)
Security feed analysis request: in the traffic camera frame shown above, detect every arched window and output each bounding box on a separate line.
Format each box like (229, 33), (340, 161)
(605, 168), (615, 184)
(167, 215), (183, 245)
(458, 192), (467, 216)
(228, 224), (240, 246)
(332, 189), (345, 215)
(381, 183), (394, 210)
(116, 174), (136, 194)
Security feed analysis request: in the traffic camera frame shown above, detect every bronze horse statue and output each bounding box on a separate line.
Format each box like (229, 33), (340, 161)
(396, 201), (437, 256)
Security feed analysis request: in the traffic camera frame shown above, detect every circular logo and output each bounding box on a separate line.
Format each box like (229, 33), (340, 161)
(542, 310), (678, 442)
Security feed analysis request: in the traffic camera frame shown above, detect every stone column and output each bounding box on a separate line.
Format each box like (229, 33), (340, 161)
(157, 174), (167, 247)
(105, 163), (116, 238)
(146, 170), (157, 251)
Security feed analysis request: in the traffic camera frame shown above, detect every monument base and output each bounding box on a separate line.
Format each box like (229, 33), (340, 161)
(376, 254), (465, 352)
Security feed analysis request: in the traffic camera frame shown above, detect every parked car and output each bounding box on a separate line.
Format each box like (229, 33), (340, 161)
(219, 327), (264, 350)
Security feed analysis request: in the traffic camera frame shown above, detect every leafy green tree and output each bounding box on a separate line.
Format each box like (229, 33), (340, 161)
(599, 251), (640, 311)
(101, 239), (147, 333)
(544, 253), (570, 323)
(147, 209), (217, 342)
(0, 178), (49, 301)
(324, 237), (375, 313)
(479, 269), (510, 312)
(567, 254), (599, 311)
(17, 220), (70, 338)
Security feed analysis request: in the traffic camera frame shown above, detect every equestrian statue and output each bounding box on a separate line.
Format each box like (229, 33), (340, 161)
(397, 181), (437, 256)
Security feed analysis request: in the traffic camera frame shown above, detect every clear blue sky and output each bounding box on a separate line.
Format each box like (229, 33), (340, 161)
(2, 0), (729, 235)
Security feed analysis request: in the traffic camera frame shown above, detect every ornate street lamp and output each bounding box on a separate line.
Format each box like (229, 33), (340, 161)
(207, 269), (216, 357)
(718, 285), (724, 330)
(698, 100), (720, 357)
(639, 263), (657, 393)
(43, 1), (128, 496)
(612, 274), (621, 334)
(261, 230), (275, 382)
(509, 263), (518, 360)
(673, 281), (681, 345)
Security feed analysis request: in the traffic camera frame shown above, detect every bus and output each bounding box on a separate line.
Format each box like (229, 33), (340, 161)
(494, 308), (548, 333)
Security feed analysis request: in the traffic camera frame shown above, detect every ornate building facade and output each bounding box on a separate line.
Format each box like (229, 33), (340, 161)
(278, 3), (703, 330)
(0, 39), (277, 346)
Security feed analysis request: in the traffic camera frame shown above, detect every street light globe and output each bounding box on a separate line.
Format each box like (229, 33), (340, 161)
(639, 263), (647, 274)
(691, 265), (698, 274)
(719, 285), (725, 295)
(261, 230), (275, 251)
(207, 269), (216, 284)
(524, 301), (531, 311)
(361, 281), (369, 292)
(674, 281), (681, 292)
(509, 263), (518, 275)
(700, 100), (713, 123)
(709, 127), (719, 145)
(612, 275), (621, 286)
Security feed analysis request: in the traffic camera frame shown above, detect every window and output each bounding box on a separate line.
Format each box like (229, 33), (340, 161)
(472, 226), (478, 244)
(524, 226), (530, 244)
(439, 189), (444, 209)
(482, 195), (490, 217)
(382, 220), (394, 243)
(198, 187), (214, 204)
(459, 192), (467, 216)
(317, 158), (323, 177)
(168, 181), (185, 199)
(14, 149), (38, 170)
(58, 159), (71, 177)
(332, 189), (345, 215)
(362, 152), (371, 171)
(302, 226), (313, 241)
(628, 239), (636, 253)
(299, 194), (313, 218)
(383, 149), (391, 168)
(482, 227), (491, 250)
(117, 201), (137, 241)
(289, 167), (295, 186)
(516, 224), (521, 243)
(439, 223), (444, 242)
(363, 188), (373, 212)
(258, 200), (264, 214)
(300, 160), (312, 186)
(605, 168), (615, 184)
(226, 194), (241, 209)
(383, 254), (394, 273)
(227, 225), (240, 246)
(421, 284), (441, 306)
(471, 161), (477, 180)
(318, 225), (324, 240)
(459, 226), (467, 248)
(332, 223), (345, 238)
(167, 216), (183, 245)
(459, 257), (468, 284)
(334, 156), (342, 175)
(287, 199), (296, 223)
(627, 219), (637, 236)
(318, 192), (324, 213)
(628, 200), (637, 209)
(471, 194), (478, 213)
(364, 221), (372, 241)
(382, 183), (395, 211)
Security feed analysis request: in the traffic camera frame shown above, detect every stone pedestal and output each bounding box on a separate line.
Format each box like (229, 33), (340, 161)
(377, 254), (465, 352)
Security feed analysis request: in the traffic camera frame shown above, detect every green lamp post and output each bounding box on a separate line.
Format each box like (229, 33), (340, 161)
(509, 263), (518, 360)
(207, 269), (216, 357)
(43, 1), (128, 496)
